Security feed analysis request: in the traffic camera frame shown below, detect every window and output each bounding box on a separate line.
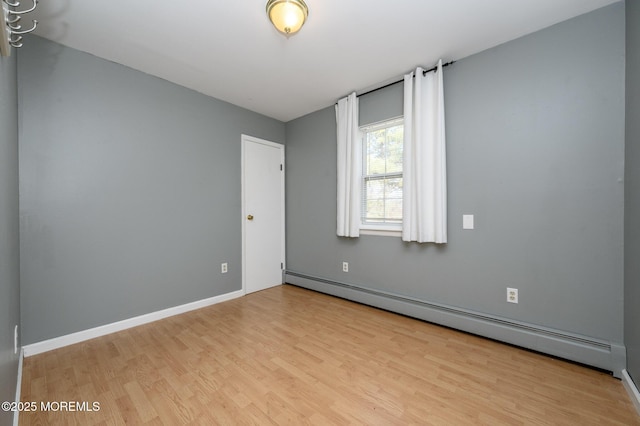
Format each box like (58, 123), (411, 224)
(361, 118), (403, 235)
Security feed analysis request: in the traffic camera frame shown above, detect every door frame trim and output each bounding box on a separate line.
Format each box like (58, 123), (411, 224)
(241, 134), (285, 295)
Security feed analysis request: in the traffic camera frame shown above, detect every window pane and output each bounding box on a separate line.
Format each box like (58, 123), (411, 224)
(361, 120), (403, 226)
(385, 199), (403, 221)
(363, 177), (403, 224)
(385, 177), (403, 199)
(366, 130), (386, 175)
(365, 179), (385, 200)
(365, 200), (385, 222)
(383, 177), (403, 222)
(386, 126), (403, 174)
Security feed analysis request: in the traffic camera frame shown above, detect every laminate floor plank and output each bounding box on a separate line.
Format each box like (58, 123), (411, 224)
(19, 284), (640, 425)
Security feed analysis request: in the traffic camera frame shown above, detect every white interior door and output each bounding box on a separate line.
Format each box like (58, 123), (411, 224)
(242, 135), (285, 294)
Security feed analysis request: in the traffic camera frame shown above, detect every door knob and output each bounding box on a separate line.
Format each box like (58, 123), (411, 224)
(247, 214), (254, 221)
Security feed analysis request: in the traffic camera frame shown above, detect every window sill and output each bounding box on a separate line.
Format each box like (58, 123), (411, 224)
(360, 225), (402, 237)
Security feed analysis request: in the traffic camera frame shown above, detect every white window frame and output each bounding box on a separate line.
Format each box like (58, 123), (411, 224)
(359, 117), (403, 237)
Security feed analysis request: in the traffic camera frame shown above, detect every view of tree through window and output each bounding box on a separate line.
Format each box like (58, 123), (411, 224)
(362, 120), (403, 225)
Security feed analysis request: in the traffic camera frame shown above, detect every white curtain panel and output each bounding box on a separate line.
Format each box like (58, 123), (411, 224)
(402, 60), (448, 243)
(336, 92), (361, 237)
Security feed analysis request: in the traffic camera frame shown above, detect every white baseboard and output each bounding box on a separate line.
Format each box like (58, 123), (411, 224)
(23, 289), (244, 357)
(13, 348), (23, 426)
(622, 369), (640, 416)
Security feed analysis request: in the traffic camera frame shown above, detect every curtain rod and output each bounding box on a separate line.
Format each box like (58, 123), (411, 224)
(355, 60), (456, 99)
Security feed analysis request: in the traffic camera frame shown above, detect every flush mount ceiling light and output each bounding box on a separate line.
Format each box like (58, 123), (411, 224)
(266, 0), (309, 36)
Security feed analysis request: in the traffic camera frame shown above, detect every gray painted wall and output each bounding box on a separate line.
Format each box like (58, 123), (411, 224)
(18, 36), (285, 344)
(0, 52), (20, 425)
(625, 0), (640, 382)
(286, 3), (625, 346)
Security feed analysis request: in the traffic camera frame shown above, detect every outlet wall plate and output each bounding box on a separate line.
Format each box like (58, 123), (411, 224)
(507, 287), (518, 304)
(342, 262), (349, 272)
(221, 263), (228, 274)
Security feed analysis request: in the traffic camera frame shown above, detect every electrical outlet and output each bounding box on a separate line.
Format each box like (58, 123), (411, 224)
(342, 262), (349, 272)
(507, 288), (518, 304)
(14, 325), (18, 354)
(221, 263), (228, 274)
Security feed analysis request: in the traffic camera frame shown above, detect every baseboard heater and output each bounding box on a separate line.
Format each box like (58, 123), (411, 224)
(285, 271), (626, 378)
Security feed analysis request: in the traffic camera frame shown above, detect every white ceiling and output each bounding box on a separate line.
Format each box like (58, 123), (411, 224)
(30, 0), (620, 122)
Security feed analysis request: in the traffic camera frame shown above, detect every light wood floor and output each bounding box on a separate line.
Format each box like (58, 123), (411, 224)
(20, 284), (640, 425)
